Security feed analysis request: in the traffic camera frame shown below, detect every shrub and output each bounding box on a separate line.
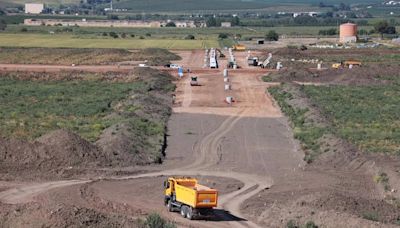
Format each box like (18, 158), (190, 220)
(142, 213), (176, 228)
(218, 33), (229, 39)
(305, 221), (318, 228)
(266, 30), (279, 41)
(165, 22), (176, 27)
(362, 211), (379, 221)
(109, 32), (118, 38)
(185, 34), (195, 40)
(286, 220), (298, 228)
(20, 27), (28, 32)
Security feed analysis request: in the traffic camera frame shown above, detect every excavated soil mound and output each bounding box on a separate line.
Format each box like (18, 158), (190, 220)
(0, 130), (109, 179)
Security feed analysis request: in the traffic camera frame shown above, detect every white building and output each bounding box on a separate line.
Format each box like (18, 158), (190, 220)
(221, 22), (232, 27)
(25, 3), (44, 14)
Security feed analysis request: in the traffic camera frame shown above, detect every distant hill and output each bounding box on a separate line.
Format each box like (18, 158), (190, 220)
(113, 0), (382, 12)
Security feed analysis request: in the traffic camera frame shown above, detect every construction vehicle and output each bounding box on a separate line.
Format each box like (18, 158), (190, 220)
(232, 44), (246, 51)
(247, 57), (259, 66)
(164, 177), (218, 220)
(332, 60), (362, 69)
(260, 53), (272, 68)
(190, 76), (199, 86)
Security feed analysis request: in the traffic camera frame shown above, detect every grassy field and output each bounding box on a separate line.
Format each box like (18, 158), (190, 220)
(0, 76), (136, 141)
(0, 47), (180, 65)
(0, 33), (219, 49)
(304, 85), (400, 155)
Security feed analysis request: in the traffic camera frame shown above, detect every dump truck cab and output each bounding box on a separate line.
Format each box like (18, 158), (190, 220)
(164, 177), (218, 220)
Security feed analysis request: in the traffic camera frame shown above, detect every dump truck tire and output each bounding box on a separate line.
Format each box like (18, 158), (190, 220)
(180, 206), (188, 218)
(186, 207), (194, 220)
(167, 200), (173, 212)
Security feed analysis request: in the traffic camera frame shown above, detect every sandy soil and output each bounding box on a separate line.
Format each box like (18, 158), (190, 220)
(0, 49), (397, 228)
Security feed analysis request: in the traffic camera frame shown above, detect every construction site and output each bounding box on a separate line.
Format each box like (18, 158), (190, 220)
(0, 36), (399, 228)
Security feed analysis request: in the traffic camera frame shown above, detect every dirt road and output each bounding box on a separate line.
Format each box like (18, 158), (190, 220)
(0, 50), (304, 228)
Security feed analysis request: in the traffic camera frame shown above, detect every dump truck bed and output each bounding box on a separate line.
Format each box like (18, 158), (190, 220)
(174, 181), (218, 209)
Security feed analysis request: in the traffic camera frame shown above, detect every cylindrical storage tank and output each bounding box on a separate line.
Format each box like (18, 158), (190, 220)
(224, 84), (231, 90)
(340, 23), (357, 43)
(224, 77), (229, 82)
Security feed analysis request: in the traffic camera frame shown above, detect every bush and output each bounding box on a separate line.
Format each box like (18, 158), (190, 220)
(109, 32), (118, 38)
(318, 28), (337, 36)
(218, 33), (229, 39)
(305, 221), (318, 228)
(145, 33), (151, 37)
(362, 212), (379, 221)
(286, 220), (298, 228)
(184, 34), (195, 40)
(165, 22), (176, 27)
(20, 27), (28, 32)
(130, 34), (135, 38)
(266, 30), (279, 41)
(140, 213), (176, 228)
(102, 32), (108, 36)
(121, 33), (127, 38)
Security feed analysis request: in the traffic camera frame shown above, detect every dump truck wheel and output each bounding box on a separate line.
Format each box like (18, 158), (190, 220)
(186, 207), (194, 220)
(167, 200), (173, 212)
(180, 206), (187, 218)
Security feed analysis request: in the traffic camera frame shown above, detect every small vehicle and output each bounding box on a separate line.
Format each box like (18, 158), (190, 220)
(169, 64), (181, 69)
(190, 76), (199, 86)
(164, 177), (218, 220)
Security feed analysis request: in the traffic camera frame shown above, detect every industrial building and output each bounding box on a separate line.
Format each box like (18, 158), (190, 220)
(25, 3), (44, 14)
(24, 19), (206, 28)
(340, 23), (358, 43)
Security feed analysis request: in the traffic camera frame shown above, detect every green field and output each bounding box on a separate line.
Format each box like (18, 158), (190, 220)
(304, 85), (400, 155)
(0, 33), (219, 49)
(0, 47), (180, 65)
(0, 76), (136, 141)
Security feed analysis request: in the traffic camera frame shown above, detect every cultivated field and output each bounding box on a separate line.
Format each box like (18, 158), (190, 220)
(0, 47), (180, 65)
(0, 34), (219, 49)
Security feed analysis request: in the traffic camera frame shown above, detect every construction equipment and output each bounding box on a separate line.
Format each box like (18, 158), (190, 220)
(164, 177), (218, 220)
(247, 57), (259, 66)
(332, 60), (362, 69)
(232, 44), (246, 51)
(344, 60), (362, 67)
(190, 76), (199, 86)
(260, 53), (272, 68)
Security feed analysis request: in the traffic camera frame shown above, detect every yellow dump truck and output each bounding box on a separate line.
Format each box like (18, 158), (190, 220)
(164, 177), (218, 220)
